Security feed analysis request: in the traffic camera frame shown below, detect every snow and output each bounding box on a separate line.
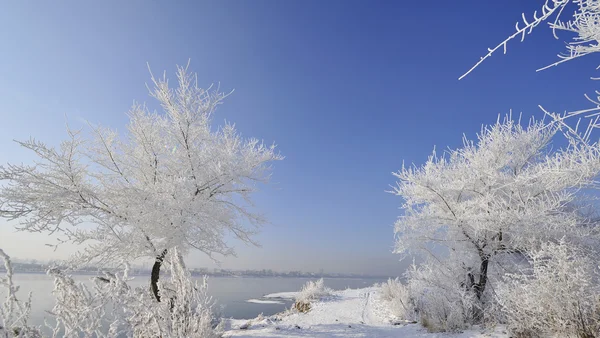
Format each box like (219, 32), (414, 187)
(223, 287), (509, 338)
(247, 299), (285, 305)
(262, 291), (298, 300)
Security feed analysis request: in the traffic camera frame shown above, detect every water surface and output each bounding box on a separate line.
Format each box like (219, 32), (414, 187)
(10, 273), (386, 327)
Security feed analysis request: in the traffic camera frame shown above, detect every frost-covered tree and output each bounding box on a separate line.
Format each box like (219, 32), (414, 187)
(0, 64), (282, 302)
(443, 1), (600, 332)
(391, 115), (600, 306)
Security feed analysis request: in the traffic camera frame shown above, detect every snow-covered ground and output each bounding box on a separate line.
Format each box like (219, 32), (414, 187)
(223, 287), (509, 338)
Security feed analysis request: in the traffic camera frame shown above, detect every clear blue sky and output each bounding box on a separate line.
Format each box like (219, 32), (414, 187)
(0, 1), (598, 275)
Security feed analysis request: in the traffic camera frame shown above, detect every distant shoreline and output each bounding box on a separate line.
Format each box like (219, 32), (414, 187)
(4, 269), (394, 279)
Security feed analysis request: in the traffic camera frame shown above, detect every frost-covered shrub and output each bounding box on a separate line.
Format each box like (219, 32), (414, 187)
(379, 278), (416, 321)
(46, 269), (109, 337)
(406, 260), (479, 333)
(293, 278), (332, 313)
(295, 278), (332, 303)
(0, 249), (42, 338)
(149, 252), (223, 338)
(47, 248), (222, 338)
(496, 241), (600, 338)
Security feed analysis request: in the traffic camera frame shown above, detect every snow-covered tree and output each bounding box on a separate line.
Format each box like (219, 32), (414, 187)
(391, 115), (600, 308)
(0, 64), (282, 302)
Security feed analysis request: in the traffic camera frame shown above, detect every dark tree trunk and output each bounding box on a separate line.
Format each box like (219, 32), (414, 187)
(474, 256), (489, 300)
(151, 249), (168, 302)
(468, 254), (490, 322)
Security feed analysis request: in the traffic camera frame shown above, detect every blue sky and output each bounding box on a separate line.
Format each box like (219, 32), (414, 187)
(0, 1), (598, 275)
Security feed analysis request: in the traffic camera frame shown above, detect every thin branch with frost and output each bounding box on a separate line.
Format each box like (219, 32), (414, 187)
(460, 0), (600, 139)
(459, 0), (570, 80)
(461, 1), (600, 77)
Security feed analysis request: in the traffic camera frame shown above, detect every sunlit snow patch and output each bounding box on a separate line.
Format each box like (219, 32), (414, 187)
(262, 291), (298, 300)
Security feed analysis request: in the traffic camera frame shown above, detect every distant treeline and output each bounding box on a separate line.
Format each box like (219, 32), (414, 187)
(0, 262), (391, 279)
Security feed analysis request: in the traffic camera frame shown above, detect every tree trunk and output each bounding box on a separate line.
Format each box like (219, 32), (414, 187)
(474, 256), (489, 300)
(468, 255), (489, 322)
(151, 249), (168, 302)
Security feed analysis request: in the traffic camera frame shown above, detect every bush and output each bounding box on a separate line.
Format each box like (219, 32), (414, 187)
(47, 248), (223, 338)
(0, 249), (43, 337)
(293, 279), (332, 313)
(380, 278), (416, 321)
(496, 241), (600, 338)
(295, 278), (332, 303)
(406, 260), (477, 332)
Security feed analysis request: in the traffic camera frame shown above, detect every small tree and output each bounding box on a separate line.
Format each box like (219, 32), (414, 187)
(0, 64), (282, 302)
(391, 115), (600, 309)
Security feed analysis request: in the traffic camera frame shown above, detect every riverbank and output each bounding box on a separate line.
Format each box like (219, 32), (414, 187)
(223, 287), (509, 338)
